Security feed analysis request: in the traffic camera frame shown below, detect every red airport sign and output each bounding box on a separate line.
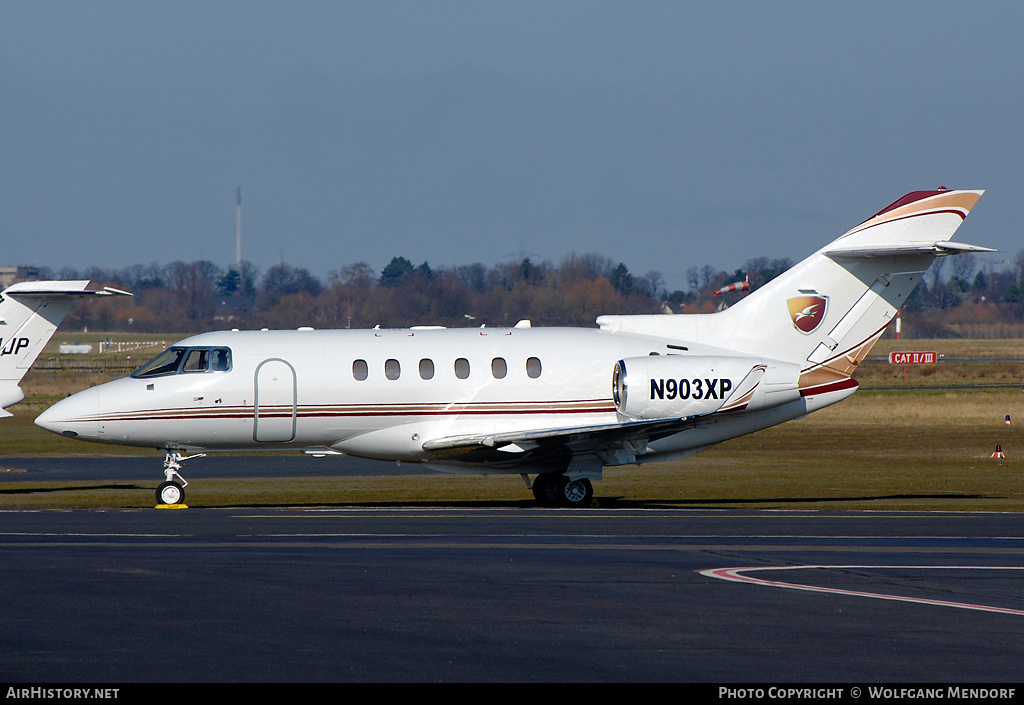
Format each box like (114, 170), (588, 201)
(888, 351), (937, 365)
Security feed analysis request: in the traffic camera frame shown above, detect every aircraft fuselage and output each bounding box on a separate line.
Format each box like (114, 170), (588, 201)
(37, 325), (818, 468)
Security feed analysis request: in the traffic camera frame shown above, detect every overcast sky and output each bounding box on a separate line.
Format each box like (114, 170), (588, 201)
(1, 1), (1019, 292)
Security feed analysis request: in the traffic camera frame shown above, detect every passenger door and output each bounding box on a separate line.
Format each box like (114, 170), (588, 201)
(253, 358), (297, 442)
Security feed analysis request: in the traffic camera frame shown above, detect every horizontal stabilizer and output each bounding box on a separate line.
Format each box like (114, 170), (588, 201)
(826, 241), (996, 259)
(4, 282), (132, 299)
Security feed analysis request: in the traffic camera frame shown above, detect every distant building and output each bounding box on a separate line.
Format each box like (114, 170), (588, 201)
(0, 266), (43, 288)
(0, 268), (19, 288)
(215, 295), (256, 322)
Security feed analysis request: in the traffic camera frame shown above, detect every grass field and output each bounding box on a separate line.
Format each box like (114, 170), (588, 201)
(1, 336), (1021, 510)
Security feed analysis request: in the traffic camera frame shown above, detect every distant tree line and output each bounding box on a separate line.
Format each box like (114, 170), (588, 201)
(22, 248), (1024, 337)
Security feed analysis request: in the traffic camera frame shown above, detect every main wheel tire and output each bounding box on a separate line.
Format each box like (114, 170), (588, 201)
(532, 473), (562, 507)
(156, 481), (185, 505)
(560, 478), (594, 508)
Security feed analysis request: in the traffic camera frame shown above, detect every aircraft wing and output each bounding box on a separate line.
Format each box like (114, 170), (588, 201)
(421, 361), (775, 469)
(421, 414), (700, 468)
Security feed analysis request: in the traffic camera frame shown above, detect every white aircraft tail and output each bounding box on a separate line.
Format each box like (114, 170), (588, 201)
(0, 280), (131, 416)
(598, 189), (987, 390)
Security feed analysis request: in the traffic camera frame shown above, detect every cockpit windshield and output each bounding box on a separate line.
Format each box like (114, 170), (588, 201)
(182, 348), (209, 372)
(133, 348), (186, 378)
(132, 346), (232, 379)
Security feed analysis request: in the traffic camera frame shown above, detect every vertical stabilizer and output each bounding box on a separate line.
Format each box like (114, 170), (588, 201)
(0, 281), (131, 416)
(597, 189), (988, 389)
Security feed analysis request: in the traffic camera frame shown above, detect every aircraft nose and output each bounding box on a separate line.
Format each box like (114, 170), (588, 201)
(35, 388), (100, 439)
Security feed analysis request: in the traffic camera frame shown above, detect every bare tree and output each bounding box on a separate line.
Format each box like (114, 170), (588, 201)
(165, 260), (222, 321)
(332, 262), (376, 290)
(951, 254), (976, 283)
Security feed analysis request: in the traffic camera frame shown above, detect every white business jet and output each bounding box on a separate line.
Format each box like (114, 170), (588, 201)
(0, 280), (130, 417)
(36, 189), (989, 506)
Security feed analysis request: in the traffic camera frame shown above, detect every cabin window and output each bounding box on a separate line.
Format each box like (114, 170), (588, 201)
(133, 347), (186, 378)
(385, 359), (401, 380)
(526, 357), (542, 379)
(352, 359), (368, 381)
(419, 358), (434, 380)
(182, 348), (209, 373)
(491, 357), (507, 379)
(454, 358), (470, 379)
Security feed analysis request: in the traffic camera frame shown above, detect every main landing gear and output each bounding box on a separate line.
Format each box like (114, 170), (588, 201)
(156, 450), (205, 505)
(531, 472), (595, 508)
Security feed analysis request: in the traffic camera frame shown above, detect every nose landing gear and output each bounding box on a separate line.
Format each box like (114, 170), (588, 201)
(156, 450), (205, 505)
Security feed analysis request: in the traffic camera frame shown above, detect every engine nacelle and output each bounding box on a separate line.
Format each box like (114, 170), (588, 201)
(612, 355), (781, 420)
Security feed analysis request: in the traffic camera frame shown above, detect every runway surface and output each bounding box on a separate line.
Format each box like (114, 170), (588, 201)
(2, 507), (1024, 682)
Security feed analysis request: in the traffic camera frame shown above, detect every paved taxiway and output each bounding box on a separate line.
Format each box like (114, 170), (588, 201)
(2, 507), (1024, 682)
(0, 454), (415, 482)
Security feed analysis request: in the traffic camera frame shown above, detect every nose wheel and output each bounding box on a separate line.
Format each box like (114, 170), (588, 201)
(156, 480), (185, 505)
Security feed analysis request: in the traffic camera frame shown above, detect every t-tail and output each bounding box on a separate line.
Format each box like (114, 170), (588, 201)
(0, 281), (131, 417)
(598, 189), (988, 391)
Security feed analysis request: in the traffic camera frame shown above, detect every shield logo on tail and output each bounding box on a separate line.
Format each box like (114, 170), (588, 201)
(787, 295), (827, 334)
